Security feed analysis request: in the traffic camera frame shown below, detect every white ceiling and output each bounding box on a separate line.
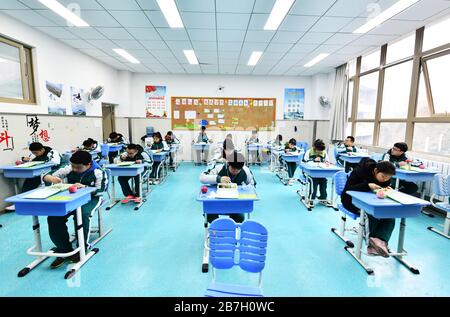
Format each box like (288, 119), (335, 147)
(1, 0), (450, 76)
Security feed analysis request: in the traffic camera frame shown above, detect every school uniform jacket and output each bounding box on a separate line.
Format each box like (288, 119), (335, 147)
(25, 146), (61, 169)
(303, 148), (329, 163)
(199, 163), (256, 186)
(107, 134), (128, 145)
(197, 133), (209, 143)
(47, 160), (107, 197)
(121, 151), (152, 164)
(151, 141), (169, 152)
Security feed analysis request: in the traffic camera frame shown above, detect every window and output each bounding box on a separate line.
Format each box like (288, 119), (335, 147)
(426, 54), (450, 115)
(0, 36), (35, 104)
(361, 50), (380, 73)
(357, 72), (379, 119)
(413, 123), (450, 156)
(355, 122), (374, 145)
(348, 59), (357, 77)
(381, 61), (413, 119)
(379, 123), (407, 148)
(423, 17), (450, 51)
(347, 80), (354, 119)
(386, 33), (415, 64)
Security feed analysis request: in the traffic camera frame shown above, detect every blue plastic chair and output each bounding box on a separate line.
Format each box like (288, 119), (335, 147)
(428, 174), (450, 239)
(333, 146), (344, 167)
(205, 218), (268, 297)
(331, 171), (359, 248)
(98, 144), (110, 166)
(297, 142), (308, 152)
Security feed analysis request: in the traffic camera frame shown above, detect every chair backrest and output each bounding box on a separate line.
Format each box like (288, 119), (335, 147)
(334, 171), (350, 196)
(333, 146), (341, 166)
(432, 174), (450, 197)
(100, 143), (110, 157)
(297, 142), (308, 151)
(209, 218), (268, 274)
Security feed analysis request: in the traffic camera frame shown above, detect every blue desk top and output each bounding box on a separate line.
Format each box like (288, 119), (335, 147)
(105, 163), (147, 176)
(197, 185), (259, 202)
(5, 187), (96, 216)
(395, 168), (438, 182)
(339, 153), (370, 163)
(105, 144), (124, 152)
(193, 143), (210, 148)
(347, 191), (430, 219)
(281, 152), (304, 162)
(0, 162), (55, 178)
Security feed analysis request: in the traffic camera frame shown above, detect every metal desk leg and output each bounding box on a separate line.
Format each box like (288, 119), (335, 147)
(18, 216), (49, 277)
(420, 181), (434, 217)
(393, 218), (419, 274)
(14, 178), (20, 195)
(395, 178), (400, 190)
(106, 176), (120, 210)
(134, 173), (146, 211)
(299, 174), (313, 211)
(345, 210), (374, 275)
(202, 214), (209, 273)
(65, 207), (99, 279)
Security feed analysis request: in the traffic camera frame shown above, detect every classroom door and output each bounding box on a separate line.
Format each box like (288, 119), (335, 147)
(102, 103), (116, 141)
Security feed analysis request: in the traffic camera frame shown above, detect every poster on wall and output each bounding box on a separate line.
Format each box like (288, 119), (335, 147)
(70, 86), (86, 116)
(284, 88), (305, 120)
(145, 85), (167, 118)
(45, 81), (66, 115)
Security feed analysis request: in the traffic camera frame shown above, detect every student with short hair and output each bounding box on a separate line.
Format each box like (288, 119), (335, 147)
(164, 131), (180, 169)
(341, 158), (397, 257)
(80, 138), (100, 161)
(107, 132), (128, 163)
(336, 136), (359, 172)
(200, 151), (256, 223)
(284, 138), (299, 186)
(118, 144), (151, 203)
(382, 142), (420, 195)
(303, 139), (330, 204)
(194, 126), (211, 164)
(43, 150), (107, 268)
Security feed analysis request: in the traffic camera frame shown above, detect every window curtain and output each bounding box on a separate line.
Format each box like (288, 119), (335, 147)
(329, 64), (348, 143)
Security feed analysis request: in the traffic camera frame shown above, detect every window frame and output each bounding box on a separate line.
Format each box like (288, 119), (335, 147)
(0, 35), (36, 105)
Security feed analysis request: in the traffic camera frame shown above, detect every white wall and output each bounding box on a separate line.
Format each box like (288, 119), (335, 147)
(0, 12), (121, 115)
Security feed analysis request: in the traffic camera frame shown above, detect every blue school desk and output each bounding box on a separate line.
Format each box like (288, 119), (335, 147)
(104, 163), (148, 211)
(277, 152), (304, 185)
(338, 153), (370, 170)
(0, 162), (55, 194)
(394, 168), (438, 197)
(269, 148), (284, 172)
(62, 150), (100, 163)
(150, 151), (170, 183)
(5, 187), (98, 279)
(346, 191), (430, 275)
(246, 143), (263, 165)
(196, 185), (259, 273)
(298, 162), (343, 211)
(192, 143), (210, 165)
(169, 143), (181, 170)
(106, 144), (124, 152)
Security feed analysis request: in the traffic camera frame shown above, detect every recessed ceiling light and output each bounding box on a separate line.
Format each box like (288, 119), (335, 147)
(183, 50), (199, 65)
(38, 0), (89, 27)
(304, 53), (330, 67)
(156, 0), (184, 28)
(247, 51), (263, 66)
(113, 49), (140, 64)
(264, 0), (295, 31)
(353, 0), (420, 34)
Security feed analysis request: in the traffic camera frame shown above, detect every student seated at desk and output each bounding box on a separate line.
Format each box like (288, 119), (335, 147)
(194, 126), (212, 163)
(246, 130), (260, 164)
(80, 138), (100, 161)
(107, 132), (128, 163)
(285, 138), (299, 186)
(164, 131), (180, 169)
(43, 151), (107, 268)
(382, 142), (420, 195)
(149, 132), (169, 180)
(200, 151), (256, 223)
(209, 134), (235, 165)
(118, 144), (151, 204)
(271, 134), (283, 147)
(336, 136), (359, 172)
(303, 139), (330, 203)
(341, 158), (397, 257)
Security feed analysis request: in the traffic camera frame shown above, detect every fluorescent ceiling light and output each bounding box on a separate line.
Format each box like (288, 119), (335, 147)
(156, 0), (184, 28)
(353, 0), (420, 34)
(247, 51), (263, 66)
(304, 53), (329, 67)
(264, 0), (295, 31)
(183, 50), (198, 65)
(38, 0), (89, 27)
(113, 49), (140, 64)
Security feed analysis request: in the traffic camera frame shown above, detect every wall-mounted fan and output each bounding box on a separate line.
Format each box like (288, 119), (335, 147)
(319, 96), (331, 107)
(87, 86), (104, 102)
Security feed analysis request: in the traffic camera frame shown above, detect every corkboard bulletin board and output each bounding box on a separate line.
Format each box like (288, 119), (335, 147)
(171, 96), (276, 131)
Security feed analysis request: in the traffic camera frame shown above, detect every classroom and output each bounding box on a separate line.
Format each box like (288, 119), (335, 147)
(0, 0), (449, 302)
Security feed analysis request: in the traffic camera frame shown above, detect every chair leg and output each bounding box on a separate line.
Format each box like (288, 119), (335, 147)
(331, 215), (355, 248)
(428, 211), (450, 239)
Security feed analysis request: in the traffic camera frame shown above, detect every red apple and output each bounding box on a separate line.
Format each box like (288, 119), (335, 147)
(201, 186), (208, 194)
(69, 185), (78, 193)
(15, 160), (22, 165)
(419, 165), (425, 169)
(399, 162), (407, 167)
(406, 159), (413, 163)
